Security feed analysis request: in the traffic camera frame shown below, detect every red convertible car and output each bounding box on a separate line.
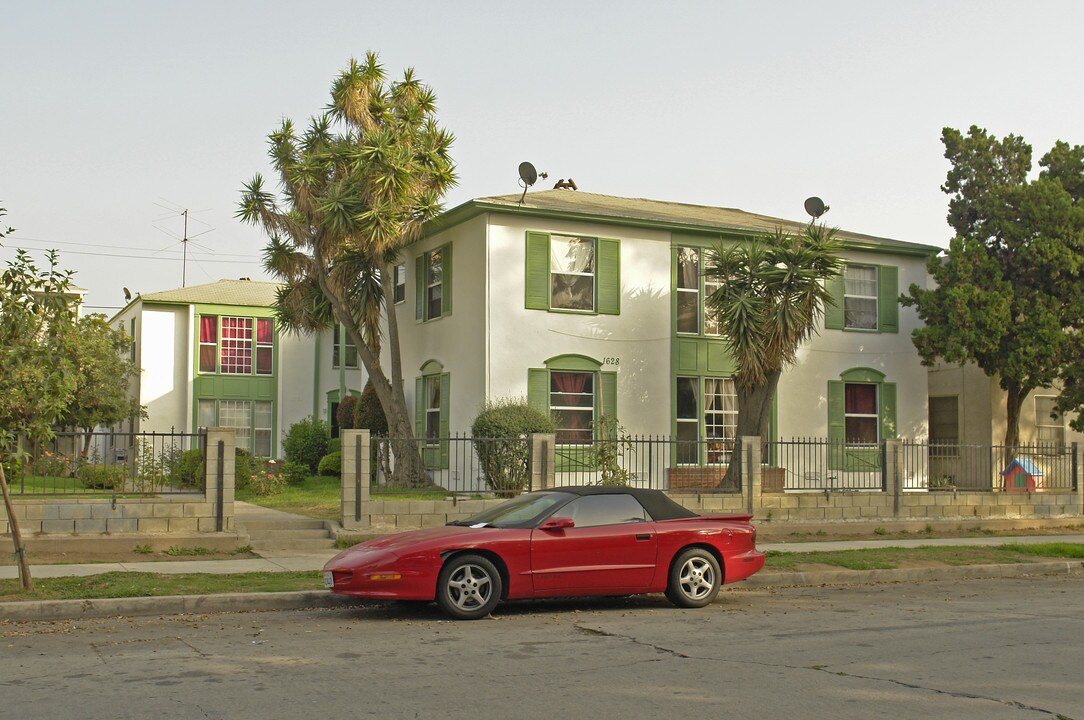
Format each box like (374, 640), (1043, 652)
(324, 486), (765, 619)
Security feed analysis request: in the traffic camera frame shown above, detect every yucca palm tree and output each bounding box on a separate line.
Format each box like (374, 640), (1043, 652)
(703, 224), (843, 485)
(238, 54), (456, 486)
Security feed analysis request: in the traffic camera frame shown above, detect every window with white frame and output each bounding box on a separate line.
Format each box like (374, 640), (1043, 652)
(424, 375), (441, 446)
(676, 377), (699, 464)
(845, 383), (879, 444)
(676, 248), (700, 334)
(332, 324), (358, 369)
(550, 371), (595, 444)
(1035, 396), (1064, 447)
(550, 235), (596, 311)
(394, 262), (406, 304)
(426, 248), (444, 320)
(704, 378), (737, 462)
(703, 271), (723, 336)
(843, 265), (878, 330)
(198, 399), (273, 457)
(202, 315), (273, 375)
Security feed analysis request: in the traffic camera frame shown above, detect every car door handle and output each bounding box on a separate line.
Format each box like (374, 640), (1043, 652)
(635, 534), (652, 541)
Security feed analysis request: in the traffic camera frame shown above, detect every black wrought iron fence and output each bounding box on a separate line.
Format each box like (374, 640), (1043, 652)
(6, 430), (206, 496)
(368, 434), (745, 496)
(764, 439), (886, 491)
(902, 441), (1078, 491)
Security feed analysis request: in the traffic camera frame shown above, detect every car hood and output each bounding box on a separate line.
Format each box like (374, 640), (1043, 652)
(327, 525), (485, 567)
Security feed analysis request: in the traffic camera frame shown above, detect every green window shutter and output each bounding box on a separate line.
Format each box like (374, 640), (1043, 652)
(527, 368), (549, 414)
(827, 380), (845, 470)
(599, 371), (618, 440)
(824, 272), (844, 330)
(439, 373), (451, 469)
(441, 244), (452, 317)
(880, 382), (897, 439)
(415, 256), (425, 321)
(878, 265), (898, 333)
(414, 376), (425, 437)
(596, 238), (620, 315)
(525, 232), (551, 310)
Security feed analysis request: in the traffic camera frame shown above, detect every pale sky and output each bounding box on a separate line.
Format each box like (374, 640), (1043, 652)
(3, 0), (1082, 313)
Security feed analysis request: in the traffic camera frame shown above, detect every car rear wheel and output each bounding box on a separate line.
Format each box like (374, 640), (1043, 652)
(436, 554), (502, 620)
(665, 548), (721, 608)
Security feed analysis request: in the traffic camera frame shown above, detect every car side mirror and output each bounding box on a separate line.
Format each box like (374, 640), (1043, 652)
(539, 516), (575, 531)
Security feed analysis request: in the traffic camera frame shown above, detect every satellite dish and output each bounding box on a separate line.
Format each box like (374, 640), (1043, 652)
(518, 162), (538, 187)
(123, 287), (132, 302)
(804, 197), (829, 219)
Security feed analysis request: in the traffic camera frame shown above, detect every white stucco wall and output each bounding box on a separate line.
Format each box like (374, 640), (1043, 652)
(399, 212), (936, 442)
(139, 305), (189, 432)
(780, 248), (932, 440)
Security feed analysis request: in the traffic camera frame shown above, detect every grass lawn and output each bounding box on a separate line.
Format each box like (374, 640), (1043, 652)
(237, 474), (484, 519)
(764, 543), (1084, 571)
(0, 571), (323, 603)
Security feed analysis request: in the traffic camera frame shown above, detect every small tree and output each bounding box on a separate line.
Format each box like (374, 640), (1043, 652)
(238, 54), (456, 487)
(902, 126), (1084, 452)
(282, 416), (331, 473)
(703, 224), (844, 487)
(336, 395), (359, 431)
(354, 379), (389, 435)
(0, 207), (79, 589)
(56, 314), (143, 450)
(471, 399), (555, 496)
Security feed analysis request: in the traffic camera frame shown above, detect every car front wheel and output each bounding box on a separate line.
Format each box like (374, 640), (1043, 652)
(665, 548), (721, 608)
(436, 554), (502, 620)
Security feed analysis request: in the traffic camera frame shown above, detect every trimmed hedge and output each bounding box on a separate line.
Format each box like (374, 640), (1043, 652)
(470, 399), (555, 496)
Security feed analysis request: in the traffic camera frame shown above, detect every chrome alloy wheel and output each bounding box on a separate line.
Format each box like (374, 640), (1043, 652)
(678, 555), (716, 601)
(445, 562), (493, 612)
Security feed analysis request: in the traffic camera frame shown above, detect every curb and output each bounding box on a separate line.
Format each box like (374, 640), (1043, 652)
(3, 561), (1082, 622)
(739, 560), (1084, 588)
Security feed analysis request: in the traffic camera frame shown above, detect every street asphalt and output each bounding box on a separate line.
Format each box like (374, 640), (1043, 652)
(3, 532), (1083, 622)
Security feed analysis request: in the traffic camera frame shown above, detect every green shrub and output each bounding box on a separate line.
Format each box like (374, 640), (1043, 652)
(354, 380), (388, 435)
(318, 451), (342, 477)
(171, 448), (205, 487)
(78, 463), (127, 490)
(243, 468), (286, 496)
(283, 416), (330, 472)
(327, 437), (342, 455)
(336, 395), (359, 430)
(234, 448), (255, 488)
(280, 460), (309, 485)
(29, 450), (73, 478)
(471, 399), (556, 496)
(1, 455), (23, 481)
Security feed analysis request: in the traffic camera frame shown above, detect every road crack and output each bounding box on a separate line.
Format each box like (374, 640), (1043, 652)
(807, 665), (1076, 719)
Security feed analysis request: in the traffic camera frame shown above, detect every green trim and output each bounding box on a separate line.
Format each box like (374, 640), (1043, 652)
(416, 371), (450, 470)
(524, 231), (620, 315)
(525, 231), (550, 310)
(420, 358), (445, 374)
(828, 264), (900, 334)
(543, 354), (602, 372)
(423, 200), (941, 257)
(824, 272), (845, 330)
(417, 244), (452, 322)
(191, 303), (277, 318)
(840, 367), (886, 383)
(312, 334), (321, 418)
(596, 237), (620, 315)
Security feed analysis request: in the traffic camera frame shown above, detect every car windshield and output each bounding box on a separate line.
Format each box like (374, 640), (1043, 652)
(453, 491), (573, 529)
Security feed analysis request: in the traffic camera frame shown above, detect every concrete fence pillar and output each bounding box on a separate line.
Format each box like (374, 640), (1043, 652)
(529, 434), (556, 491)
(203, 428), (236, 533)
(341, 429), (370, 531)
(741, 436), (762, 516)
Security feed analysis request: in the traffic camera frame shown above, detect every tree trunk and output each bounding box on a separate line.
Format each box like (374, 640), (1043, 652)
(719, 370), (781, 489)
(314, 263), (429, 488)
(0, 463), (33, 591)
(1003, 383), (1026, 466)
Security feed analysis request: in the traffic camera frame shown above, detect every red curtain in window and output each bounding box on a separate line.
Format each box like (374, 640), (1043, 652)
(256, 318), (272, 344)
(199, 316), (217, 343)
(552, 372), (590, 407)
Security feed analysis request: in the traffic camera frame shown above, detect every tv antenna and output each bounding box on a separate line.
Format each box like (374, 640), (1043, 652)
(517, 162), (548, 204)
(804, 196), (830, 221)
(151, 200), (215, 286)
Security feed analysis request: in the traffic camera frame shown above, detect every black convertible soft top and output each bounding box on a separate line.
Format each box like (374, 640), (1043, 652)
(548, 486), (699, 521)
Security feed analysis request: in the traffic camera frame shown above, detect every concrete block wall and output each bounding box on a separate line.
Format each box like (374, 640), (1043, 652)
(337, 433), (1083, 531)
(2, 428), (236, 537)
